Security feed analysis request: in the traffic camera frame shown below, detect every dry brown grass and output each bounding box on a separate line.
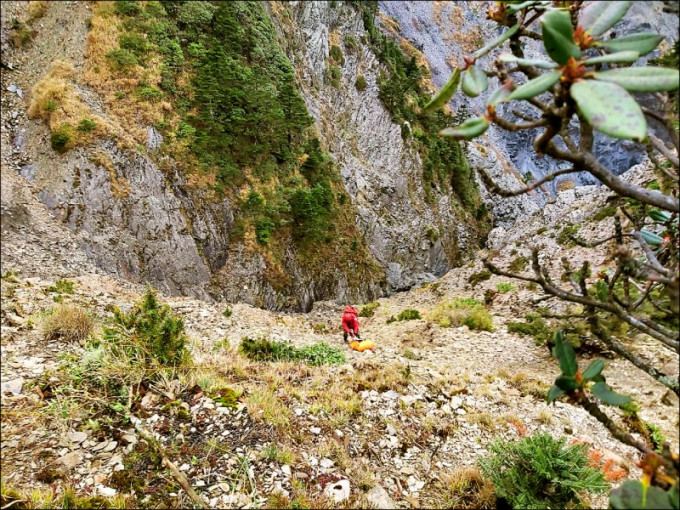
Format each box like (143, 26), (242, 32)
(27, 1), (49, 22)
(82, 2), (177, 148)
(245, 387), (291, 429)
(557, 179), (576, 191)
(42, 304), (94, 342)
(428, 467), (496, 509)
(27, 60), (126, 151)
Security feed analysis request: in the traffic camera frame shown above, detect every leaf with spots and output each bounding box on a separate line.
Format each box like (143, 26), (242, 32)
(570, 79), (646, 140)
(593, 67), (680, 92)
(579, 1), (632, 37)
(596, 33), (664, 55)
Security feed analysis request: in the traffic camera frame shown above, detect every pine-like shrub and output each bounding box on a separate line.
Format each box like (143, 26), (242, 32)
(103, 287), (188, 367)
(479, 433), (608, 509)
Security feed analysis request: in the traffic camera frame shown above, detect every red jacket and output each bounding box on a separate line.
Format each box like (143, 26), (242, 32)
(342, 306), (359, 334)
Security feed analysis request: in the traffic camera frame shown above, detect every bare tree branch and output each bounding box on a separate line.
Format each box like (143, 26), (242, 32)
(478, 166), (578, 197)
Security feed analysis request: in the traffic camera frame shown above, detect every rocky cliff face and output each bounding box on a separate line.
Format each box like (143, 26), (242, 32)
(379, 0), (679, 192)
(2, 0), (592, 310)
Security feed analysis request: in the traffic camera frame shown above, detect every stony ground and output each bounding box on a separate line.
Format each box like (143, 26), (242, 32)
(2, 145), (679, 508)
(2, 2), (678, 509)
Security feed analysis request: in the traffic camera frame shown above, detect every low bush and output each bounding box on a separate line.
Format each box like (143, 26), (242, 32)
(479, 433), (608, 509)
(102, 287), (189, 368)
(42, 304), (93, 342)
(329, 44), (345, 65)
(355, 74), (367, 91)
(27, 1), (49, 21)
(468, 270), (491, 287)
(105, 48), (138, 74)
(239, 338), (346, 366)
(50, 126), (72, 153)
(47, 279), (75, 294)
(359, 301), (380, 317)
(507, 314), (553, 346)
(398, 309), (421, 321)
(508, 256), (529, 273)
(77, 118), (97, 133)
(429, 298), (493, 331)
(386, 315), (396, 324)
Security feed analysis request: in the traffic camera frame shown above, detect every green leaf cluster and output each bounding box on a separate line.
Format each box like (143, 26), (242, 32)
(434, 2), (679, 141)
(479, 433), (608, 509)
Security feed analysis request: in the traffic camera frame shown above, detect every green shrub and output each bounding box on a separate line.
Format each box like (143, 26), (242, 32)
(479, 433), (608, 509)
(114, 0), (141, 17)
(468, 270), (491, 287)
(102, 287), (189, 367)
(355, 74), (367, 91)
(295, 343), (346, 366)
(508, 256), (529, 273)
(556, 224), (580, 246)
(591, 205), (618, 222)
(507, 314), (553, 346)
(398, 309), (421, 321)
(496, 283), (517, 293)
(222, 308), (232, 318)
(176, 122), (196, 139)
(77, 118), (97, 133)
(50, 126), (71, 153)
(119, 32), (151, 58)
(429, 298), (493, 331)
(255, 218), (275, 245)
(177, 1), (216, 27)
(106, 48), (138, 73)
(47, 279), (75, 294)
(359, 301), (380, 317)
(330, 44), (345, 65)
(386, 315), (396, 324)
(345, 34), (359, 52)
(145, 1), (166, 17)
(239, 338), (345, 366)
(329, 65), (341, 88)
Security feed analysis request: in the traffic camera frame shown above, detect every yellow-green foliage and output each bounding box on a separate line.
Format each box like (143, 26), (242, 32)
(359, 301), (380, 317)
(429, 298), (493, 331)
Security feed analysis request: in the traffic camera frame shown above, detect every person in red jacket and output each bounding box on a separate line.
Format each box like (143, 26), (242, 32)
(342, 305), (360, 342)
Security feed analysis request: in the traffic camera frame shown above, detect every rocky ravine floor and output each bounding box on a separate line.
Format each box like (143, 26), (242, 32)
(2, 145), (679, 509)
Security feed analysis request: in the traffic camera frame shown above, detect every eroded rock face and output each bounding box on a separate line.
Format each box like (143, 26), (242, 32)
(269, 1), (483, 289)
(379, 1), (679, 190)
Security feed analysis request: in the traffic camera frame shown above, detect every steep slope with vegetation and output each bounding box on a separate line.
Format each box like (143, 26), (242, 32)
(1, 0), (496, 309)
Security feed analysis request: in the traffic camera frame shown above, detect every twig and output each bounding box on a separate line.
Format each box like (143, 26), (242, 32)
(1, 500), (26, 510)
(648, 132), (679, 168)
(477, 166), (577, 197)
(131, 416), (204, 507)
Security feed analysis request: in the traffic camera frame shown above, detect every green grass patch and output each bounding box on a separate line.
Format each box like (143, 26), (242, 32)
(496, 283), (517, 293)
(239, 337), (345, 366)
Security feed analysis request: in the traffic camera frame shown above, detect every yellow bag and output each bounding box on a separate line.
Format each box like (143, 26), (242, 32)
(349, 339), (375, 352)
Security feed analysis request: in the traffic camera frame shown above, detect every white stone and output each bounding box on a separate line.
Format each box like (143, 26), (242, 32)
(320, 458), (334, 469)
(68, 431), (88, 444)
(323, 479), (350, 503)
(98, 486), (116, 497)
(310, 426), (321, 435)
